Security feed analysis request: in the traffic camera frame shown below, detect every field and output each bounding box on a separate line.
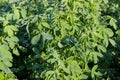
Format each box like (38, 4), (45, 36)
(0, 0), (120, 80)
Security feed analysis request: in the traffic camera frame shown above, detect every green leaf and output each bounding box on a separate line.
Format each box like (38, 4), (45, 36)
(94, 71), (103, 76)
(53, 51), (59, 59)
(10, 25), (18, 31)
(103, 0), (108, 4)
(1, 44), (9, 50)
(93, 32), (103, 39)
(18, 46), (27, 52)
(9, 0), (20, 3)
(79, 74), (88, 79)
(4, 26), (13, 36)
(10, 36), (19, 43)
(0, 62), (12, 73)
(42, 33), (53, 40)
(46, 7), (53, 12)
(4, 25), (18, 36)
(110, 18), (117, 30)
(91, 43), (98, 47)
(6, 14), (13, 20)
(45, 71), (54, 77)
(0, 17), (5, 21)
(97, 45), (106, 52)
(94, 53), (98, 63)
(42, 22), (50, 28)
(92, 65), (98, 72)
(9, 42), (15, 49)
(0, 73), (4, 80)
(39, 35), (44, 50)
(109, 39), (116, 47)
(38, 24), (43, 31)
(116, 29), (120, 36)
(75, 1), (83, 8)
(61, 26), (66, 38)
(0, 62), (6, 72)
(91, 65), (98, 79)
(61, 20), (72, 30)
(103, 33), (109, 47)
(13, 48), (19, 56)
(13, 9), (20, 20)
(31, 16), (38, 23)
(32, 47), (40, 54)
(105, 28), (114, 37)
(91, 51), (103, 63)
(8, 29), (14, 36)
(31, 34), (41, 45)
(3, 60), (12, 67)
(47, 59), (56, 63)
(0, 45), (13, 61)
(96, 52), (103, 58)
(3, 20), (9, 26)
(58, 42), (63, 48)
(21, 9), (27, 18)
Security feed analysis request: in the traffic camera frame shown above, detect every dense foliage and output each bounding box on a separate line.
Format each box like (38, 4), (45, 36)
(0, 0), (120, 80)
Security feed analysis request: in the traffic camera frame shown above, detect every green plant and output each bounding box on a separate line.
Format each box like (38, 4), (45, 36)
(0, 0), (120, 80)
(0, 72), (16, 80)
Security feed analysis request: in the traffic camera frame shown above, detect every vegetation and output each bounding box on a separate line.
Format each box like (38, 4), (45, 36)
(0, 0), (120, 80)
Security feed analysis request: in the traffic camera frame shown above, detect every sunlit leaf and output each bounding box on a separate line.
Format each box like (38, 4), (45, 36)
(42, 22), (50, 28)
(58, 42), (64, 48)
(105, 28), (114, 37)
(110, 18), (117, 30)
(31, 34), (41, 45)
(103, 0), (108, 4)
(0, 73), (4, 80)
(93, 32), (103, 39)
(0, 17), (5, 21)
(13, 48), (19, 56)
(42, 32), (53, 40)
(79, 74), (88, 79)
(6, 14), (13, 20)
(97, 45), (106, 52)
(109, 39), (116, 47)
(21, 9), (27, 18)
(91, 65), (98, 78)
(13, 9), (20, 20)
